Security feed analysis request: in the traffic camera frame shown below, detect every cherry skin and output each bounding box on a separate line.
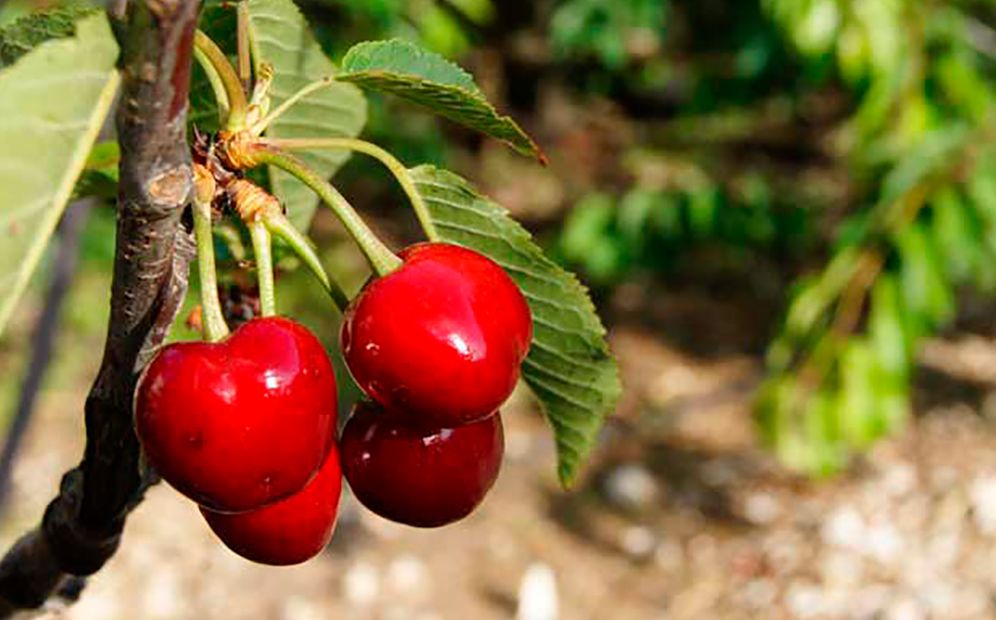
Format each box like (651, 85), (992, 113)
(135, 317), (337, 513)
(341, 242), (532, 427)
(341, 401), (504, 528)
(201, 441), (343, 566)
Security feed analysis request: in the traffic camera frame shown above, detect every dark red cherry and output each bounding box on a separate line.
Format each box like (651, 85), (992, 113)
(201, 442), (343, 566)
(341, 243), (532, 427)
(341, 401), (504, 528)
(135, 317), (337, 512)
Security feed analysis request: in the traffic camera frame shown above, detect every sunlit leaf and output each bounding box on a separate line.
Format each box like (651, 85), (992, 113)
(0, 13), (119, 337)
(338, 39), (545, 162)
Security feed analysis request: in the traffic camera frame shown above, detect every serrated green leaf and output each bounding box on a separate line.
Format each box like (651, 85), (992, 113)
(409, 165), (619, 487)
(338, 39), (545, 162)
(0, 13), (119, 338)
(197, 0), (368, 230)
(0, 6), (98, 69)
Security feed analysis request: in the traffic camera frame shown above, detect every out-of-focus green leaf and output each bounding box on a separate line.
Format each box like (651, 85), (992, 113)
(894, 223), (955, 331)
(0, 13), (119, 337)
(837, 339), (878, 448)
(931, 186), (982, 283)
(73, 140), (120, 201)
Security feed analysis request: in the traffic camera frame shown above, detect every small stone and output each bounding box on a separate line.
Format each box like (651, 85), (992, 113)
(280, 597), (323, 620)
(344, 561), (380, 606)
(387, 554), (428, 595)
(864, 520), (904, 565)
(885, 596), (926, 620)
(743, 492), (781, 525)
(516, 563), (558, 620)
(821, 506), (865, 550)
(619, 526), (657, 559)
(881, 462), (918, 497)
(602, 463), (661, 513)
(969, 474), (996, 535)
(784, 581), (826, 619)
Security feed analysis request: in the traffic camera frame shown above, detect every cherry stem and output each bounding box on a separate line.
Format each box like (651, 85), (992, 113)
(251, 146), (403, 277)
(263, 137), (440, 241)
(264, 214), (350, 312)
(193, 45), (230, 123)
(251, 77), (335, 136)
(193, 30), (249, 131)
(248, 221), (277, 317)
(236, 1), (252, 95)
(192, 185), (230, 342)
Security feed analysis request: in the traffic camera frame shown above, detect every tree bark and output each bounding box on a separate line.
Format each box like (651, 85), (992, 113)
(0, 0), (200, 613)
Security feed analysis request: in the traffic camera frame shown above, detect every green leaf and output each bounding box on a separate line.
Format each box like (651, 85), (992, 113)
(198, 0), (368, 230)
(894, 223), (955, 330)
(837, 338), (879, 448)
(0, 13), (119, 338)
(73, 140), (120, 201)
(409, 165), (619, 487)
(338, 39), (545, 162)
(0, 6), (98, 69)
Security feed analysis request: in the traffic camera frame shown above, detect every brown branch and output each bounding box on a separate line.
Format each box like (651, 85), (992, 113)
(0, 0), (200, 613)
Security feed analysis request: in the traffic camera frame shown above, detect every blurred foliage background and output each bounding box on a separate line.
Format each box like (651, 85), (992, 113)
(300, 0), (996, 475)
(1, 0), (994, 478)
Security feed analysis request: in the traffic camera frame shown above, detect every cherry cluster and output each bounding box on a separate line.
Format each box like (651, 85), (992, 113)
(133, 242), (531, 565)
(341, 243), (532, 528)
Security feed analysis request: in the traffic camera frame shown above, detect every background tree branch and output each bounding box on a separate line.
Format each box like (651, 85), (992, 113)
(0, 0), (200, 613)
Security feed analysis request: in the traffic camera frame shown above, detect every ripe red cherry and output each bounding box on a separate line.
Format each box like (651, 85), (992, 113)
(341, 243), (532, 426)
(201, 442), (343, 566)
(135, 317), (337, 513)
(341, 401), (504, 528)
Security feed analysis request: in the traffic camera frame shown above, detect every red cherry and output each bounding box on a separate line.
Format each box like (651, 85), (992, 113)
(341, 243), (532, 426)
(201, 441), (343, 566)
(341, 401), (504, 528)
(135, 317), (337, 512)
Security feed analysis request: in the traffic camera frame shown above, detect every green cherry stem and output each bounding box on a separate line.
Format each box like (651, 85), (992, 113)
(262, 137), (440, 241)
(192, 171), (231, 342)
(248, 221), (277, 317)
(193, 30), (249, 131)
(250, 146), (403, 277)
(264, 214), (350, 312)
(193, 45), (230, 123)
(236, 1), (252, 95)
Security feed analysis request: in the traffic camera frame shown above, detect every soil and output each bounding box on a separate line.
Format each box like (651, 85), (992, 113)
(6, 289), (996, 620)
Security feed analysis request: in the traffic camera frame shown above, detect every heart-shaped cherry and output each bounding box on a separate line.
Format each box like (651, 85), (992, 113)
(201, 441), (343, 565)
(341, 401), (504, 528)
(135, 316), (337, 512)
(341, 242), (531, 427)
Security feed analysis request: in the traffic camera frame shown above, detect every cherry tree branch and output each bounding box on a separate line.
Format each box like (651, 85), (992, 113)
(0, 0), (200, 613)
